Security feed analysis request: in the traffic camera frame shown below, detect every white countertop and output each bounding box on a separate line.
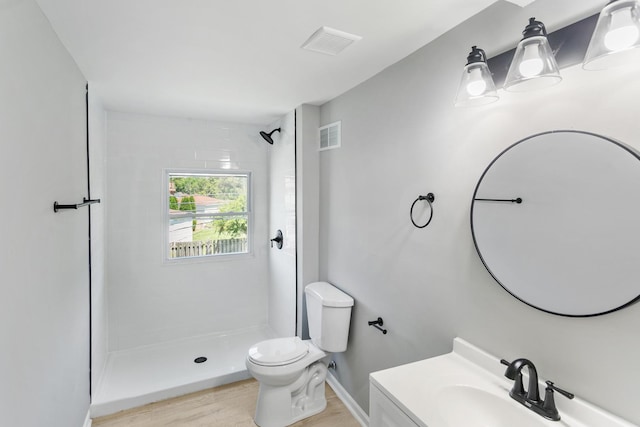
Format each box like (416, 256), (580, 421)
(369, 338), (636, 427)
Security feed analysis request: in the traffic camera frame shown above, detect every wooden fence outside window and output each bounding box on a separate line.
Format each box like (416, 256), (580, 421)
(169, 238), (247, 258)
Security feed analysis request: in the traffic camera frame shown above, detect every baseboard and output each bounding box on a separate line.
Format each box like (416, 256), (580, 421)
(83, 409), (92, 427)
(326, 371), (369, 427)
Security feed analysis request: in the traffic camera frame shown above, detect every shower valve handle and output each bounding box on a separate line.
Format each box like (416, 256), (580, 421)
(270, 230), (283, 249)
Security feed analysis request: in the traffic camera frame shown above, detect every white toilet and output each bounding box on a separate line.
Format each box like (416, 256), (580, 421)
(246, 281), (354, 427)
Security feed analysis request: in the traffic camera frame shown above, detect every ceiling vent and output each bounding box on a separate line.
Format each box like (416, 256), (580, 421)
(301, 27), (362, 56)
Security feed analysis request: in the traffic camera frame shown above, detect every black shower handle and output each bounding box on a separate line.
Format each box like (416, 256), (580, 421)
(270, 230), (283, 249)
(270, 235), (282, 244)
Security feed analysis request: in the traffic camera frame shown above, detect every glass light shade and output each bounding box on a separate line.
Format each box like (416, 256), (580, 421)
(583, 0), (640, 70)
(504, 36), (562, 91)
(455, 62), (498, 107)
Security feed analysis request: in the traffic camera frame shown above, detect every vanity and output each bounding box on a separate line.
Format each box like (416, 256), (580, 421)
(369, 338), (635, 427)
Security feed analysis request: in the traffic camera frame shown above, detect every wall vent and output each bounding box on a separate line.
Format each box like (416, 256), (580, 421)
(301, 27), (362, 56)
(319, 121), (341, 151)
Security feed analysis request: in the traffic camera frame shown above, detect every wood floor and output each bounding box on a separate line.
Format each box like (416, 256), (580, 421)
(92, 379), (361, 427)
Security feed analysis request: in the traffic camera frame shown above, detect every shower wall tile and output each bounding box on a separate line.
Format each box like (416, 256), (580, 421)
(267, 111), (297, 338)
(106, 111), (270, 351)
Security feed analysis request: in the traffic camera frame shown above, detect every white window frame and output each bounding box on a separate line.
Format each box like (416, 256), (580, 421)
(163, 169), (253, 263)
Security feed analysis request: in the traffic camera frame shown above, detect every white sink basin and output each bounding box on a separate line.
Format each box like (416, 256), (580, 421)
(436, 385), (547, 427)
(370, 338), (635, 427)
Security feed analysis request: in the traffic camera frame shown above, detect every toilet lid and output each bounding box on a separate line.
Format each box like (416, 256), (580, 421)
(248, 337), (309, 366)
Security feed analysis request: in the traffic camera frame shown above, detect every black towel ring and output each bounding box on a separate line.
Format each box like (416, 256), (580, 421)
(410, 193), (435, 228)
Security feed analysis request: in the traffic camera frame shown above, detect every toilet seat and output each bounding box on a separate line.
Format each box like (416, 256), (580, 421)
(248, 337), (309, 366)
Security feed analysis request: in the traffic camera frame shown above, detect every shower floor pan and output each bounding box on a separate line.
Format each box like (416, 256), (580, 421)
(91, 326), (274, 417)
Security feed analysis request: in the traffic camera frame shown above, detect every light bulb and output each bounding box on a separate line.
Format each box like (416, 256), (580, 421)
(466, 68), (487, 96)
(604, 7), (639, 51)
(518, 43), (544, 77)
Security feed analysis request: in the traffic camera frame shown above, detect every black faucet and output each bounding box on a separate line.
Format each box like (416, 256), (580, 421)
(500, 358), (574, 421)
(503, 358), (540, 402)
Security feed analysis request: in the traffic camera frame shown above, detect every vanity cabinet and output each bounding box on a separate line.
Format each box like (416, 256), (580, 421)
(370, 382), (420, 427)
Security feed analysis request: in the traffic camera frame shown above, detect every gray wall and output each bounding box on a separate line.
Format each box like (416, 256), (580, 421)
(0, 0), (90, 426)
(319, 0), (640, 424)
(296, 104), (321, 339)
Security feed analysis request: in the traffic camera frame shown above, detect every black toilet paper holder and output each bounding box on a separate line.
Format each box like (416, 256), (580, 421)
(368, 317), (388, 335)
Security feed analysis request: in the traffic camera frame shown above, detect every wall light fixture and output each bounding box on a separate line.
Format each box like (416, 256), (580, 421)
(456, 1), (640, 106)
(503, 18), (562, 91)
(455, 46), (499, 107)
(583, 0), (640, 69)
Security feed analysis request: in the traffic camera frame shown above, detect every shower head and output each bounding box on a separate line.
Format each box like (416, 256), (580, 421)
(260, 128), (281, 144)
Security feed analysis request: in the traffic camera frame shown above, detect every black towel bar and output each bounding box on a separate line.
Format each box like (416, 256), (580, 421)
(54, 197), (101, 212)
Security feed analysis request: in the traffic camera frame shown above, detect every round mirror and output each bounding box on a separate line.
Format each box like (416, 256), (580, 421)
(471, 130), (640, 316)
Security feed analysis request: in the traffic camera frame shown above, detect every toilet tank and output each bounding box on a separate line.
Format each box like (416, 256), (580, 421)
(305, 282), (354, 352)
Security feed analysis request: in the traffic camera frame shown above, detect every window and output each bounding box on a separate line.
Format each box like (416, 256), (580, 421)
(166, 171), (251, 260)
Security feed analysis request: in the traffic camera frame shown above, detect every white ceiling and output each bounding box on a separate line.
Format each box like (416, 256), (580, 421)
(35, 0), (533, 124)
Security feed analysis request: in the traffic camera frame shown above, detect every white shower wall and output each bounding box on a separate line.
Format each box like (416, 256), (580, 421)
(88, 92), (108, 396)
(106, 112), (270, 351)
(267, 111), (297, 337)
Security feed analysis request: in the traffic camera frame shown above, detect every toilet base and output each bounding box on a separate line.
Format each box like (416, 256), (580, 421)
(254, 361), (328, 427)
